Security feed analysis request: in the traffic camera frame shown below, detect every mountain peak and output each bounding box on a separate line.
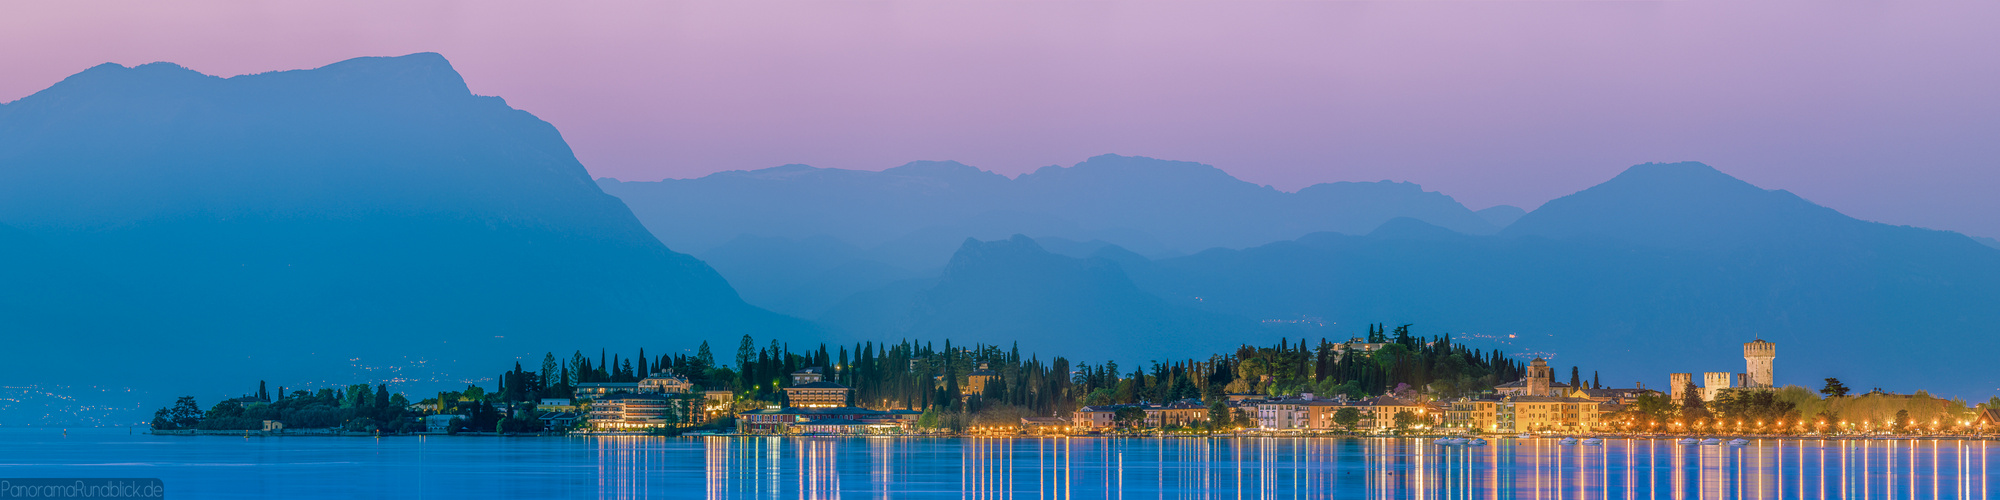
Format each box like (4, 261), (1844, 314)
(248, 52), (471, 98)
(1504, 161), (1853, 250)
(1019, 154), (1249, 187)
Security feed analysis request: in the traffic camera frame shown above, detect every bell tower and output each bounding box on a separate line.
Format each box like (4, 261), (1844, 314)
(1526, 358), (1553, 396)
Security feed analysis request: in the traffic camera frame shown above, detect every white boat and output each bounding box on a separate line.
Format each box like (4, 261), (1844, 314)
(1468, 438), (1488, 446)
(1434, 438), (1451, 445)
(1678, 438), (1698, 445)
(1559, 437), (1578, 445)
(1448, 438), (1468, 445)
(1701, 438), (1722, 446)
(1728, 438), (1750, 447)
(1516, 433), (1532, 439)
(1582, 438), (1604, 446)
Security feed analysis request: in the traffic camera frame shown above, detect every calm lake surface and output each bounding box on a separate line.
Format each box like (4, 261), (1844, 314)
(0, 429), (1992, 499)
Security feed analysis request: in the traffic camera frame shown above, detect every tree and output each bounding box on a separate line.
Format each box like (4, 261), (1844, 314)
(1333, 407), (1362, 433)
(1392, 411), (1420, 431)
(1113, 407), (1147, 428)
(540, 353), (560, 391)
(1678, 381), (1711, 424)
(151, 396), (203, 430)
(1820, 378), (1851, 398)
(695, 341), (715, 371)
(1569, 367), (1580, 391)
(735, 335), (756, 371)
(1207, 400), (1233, 433)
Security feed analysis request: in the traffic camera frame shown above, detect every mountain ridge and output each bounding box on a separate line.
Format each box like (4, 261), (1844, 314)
(0, 53), (811, 424)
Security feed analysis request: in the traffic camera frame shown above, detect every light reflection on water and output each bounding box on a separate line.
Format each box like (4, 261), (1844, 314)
(0, 429), (1991, 499)
(594, 436), (1994, 500)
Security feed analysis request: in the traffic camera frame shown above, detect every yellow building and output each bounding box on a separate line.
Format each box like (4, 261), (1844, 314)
(1363, 396), (1433, 431)
(1502, 396), (1601, 433)
(966, 363), (1000, 396)
(1143, 401), (1209, 428)
(1448, 395), (1601, 433)
(1447, 399), (1500, 432)
(1073, 405), (1124, 431)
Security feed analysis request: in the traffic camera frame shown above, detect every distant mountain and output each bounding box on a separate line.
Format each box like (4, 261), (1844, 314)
(1114, 162), (2000, 397)
(818, 235), (1260, 364)
(599, 155), (1498, 255)
(0, 54), (809, 422)
(601, 154), (1497, 314)
(1974, 235), (2000, 250)
(1475, 205), (1527, 229)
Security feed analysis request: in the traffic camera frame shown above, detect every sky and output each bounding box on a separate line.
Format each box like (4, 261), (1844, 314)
(4, 0), (1997, 239)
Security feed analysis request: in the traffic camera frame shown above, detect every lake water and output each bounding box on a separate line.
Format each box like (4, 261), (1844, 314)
(0, 429), (1992, 499)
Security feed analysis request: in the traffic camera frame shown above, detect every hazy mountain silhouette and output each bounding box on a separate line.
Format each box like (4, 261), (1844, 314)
(1107, 162), (2000, 396)
(599, 155), (1499, 255)
(0, 54), (809, 423)
(601, 154), (1498, 315)
(1972, 235), (1999, 250)
(817, 235), (1260, 364)
(1475, 205), (1527, 229)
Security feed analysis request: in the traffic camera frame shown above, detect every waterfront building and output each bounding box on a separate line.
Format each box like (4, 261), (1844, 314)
(1143, 400), (1209, 428)
(1256, 399), (1313, 431)
(1502, 396), (1601, 433)
(1446, 398), (1501, 432)
(735, 406), (922, 434)
(1364, 395), (1432, 431)
(638, 371), (693, 394)
(589, 393), (694, 430)
(784, 380), (854, 408)
(1447, 395), (1599, 433)
(1073, 405), (1123, 431)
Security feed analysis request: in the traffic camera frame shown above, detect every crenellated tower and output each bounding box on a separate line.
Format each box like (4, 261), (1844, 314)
(1743, 339), (1776, 389)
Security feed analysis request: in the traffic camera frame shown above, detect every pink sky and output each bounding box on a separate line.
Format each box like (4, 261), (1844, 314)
(4, 1), (1997, 238)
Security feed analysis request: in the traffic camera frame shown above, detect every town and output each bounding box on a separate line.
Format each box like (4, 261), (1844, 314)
(150, 329), (2000, 439)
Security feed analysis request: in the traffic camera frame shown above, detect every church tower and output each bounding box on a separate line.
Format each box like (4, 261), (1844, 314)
(1743, 339), (1776, 389)
(1526, 358), (1553, 396)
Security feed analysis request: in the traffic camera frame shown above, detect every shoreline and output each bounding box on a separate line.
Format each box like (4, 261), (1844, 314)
(133, 429), (2000, 441)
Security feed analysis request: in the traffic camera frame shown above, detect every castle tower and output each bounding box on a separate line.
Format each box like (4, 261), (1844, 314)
(1526, 358), (1553, 396)
(1669, 373), (1692, 401)
(1743, 339), (1776, 389)
(1702, 372), (1734, 401)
